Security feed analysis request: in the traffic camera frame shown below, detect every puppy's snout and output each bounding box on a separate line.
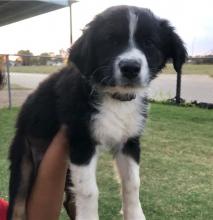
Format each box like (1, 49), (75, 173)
(119, 59), (141, 79)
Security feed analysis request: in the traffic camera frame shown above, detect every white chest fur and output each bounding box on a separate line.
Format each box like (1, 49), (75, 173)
(91, 96), (146, 150)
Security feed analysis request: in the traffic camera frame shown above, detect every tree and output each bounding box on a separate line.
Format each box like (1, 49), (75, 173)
(30, 56), (40, 65)
(17, 50), (33, 66)
(53, 55), (63, 64)
(39, 53), (52, 65)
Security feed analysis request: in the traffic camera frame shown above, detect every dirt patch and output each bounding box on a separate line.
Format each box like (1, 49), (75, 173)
(0, 89), (33, 108)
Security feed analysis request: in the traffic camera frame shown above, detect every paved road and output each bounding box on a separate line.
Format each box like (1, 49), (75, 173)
(1, 73), (213, 108)
(149, 74), (213, 103)
(10, 72), (48, 89)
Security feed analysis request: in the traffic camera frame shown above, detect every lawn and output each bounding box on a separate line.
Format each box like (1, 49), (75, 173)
(10, 65), (64, 74)
(9, 64), (213, 77)
(163, 63), (213, 77)
(0, 104), (213, 220)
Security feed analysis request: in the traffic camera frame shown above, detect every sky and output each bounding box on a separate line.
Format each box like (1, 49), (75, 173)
(0, 0), (213, 56)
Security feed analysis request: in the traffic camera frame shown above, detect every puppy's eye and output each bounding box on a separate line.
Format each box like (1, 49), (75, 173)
(105, 34), (119, 46)
(144, 39), (154, 47)
(105, 34), (113, 41)
(111, 39), (119, 46)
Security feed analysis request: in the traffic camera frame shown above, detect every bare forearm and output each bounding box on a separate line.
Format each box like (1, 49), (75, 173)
(27, 127), (69, 220)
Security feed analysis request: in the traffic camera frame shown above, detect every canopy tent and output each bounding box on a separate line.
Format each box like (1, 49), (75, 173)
(0, 0), (77, 109)
(0, 0), (69, 27)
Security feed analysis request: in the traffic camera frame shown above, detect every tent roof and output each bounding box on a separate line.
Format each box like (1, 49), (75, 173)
(0, 0), (69, 27)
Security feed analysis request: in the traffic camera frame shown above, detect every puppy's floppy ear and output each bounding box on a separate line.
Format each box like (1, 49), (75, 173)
(160, 20), (187, 73)
(68, 30), (92, 75)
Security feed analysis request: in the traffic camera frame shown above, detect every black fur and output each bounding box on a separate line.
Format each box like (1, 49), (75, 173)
(123, 136), (141, 163)
(69, 6), (187, 82)
(0, 70), (4, 88)
(8, 5), (187, 219)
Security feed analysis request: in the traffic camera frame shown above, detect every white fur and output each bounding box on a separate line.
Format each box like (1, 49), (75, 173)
(73, 9), (148, 220)
(114, 10), (150, 87)
(129, 9), (138, 47)
(101, 85), (145, 95)
(91, 94), (146, 151)
(116, 153), (146, 220)
(70, 155), (99, 220)
(115, 48), (150, 86)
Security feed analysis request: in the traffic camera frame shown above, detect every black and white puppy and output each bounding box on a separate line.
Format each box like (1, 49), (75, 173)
(8, 5), (187, 220)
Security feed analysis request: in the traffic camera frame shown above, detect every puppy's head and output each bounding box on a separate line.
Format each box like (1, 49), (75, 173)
(69, 6), (187, 97)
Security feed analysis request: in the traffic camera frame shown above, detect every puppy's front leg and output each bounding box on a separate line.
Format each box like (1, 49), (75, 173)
(70, 154), (99, 220)
(116, 138), (146, 220)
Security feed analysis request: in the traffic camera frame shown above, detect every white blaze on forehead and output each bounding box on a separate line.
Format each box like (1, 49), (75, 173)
(129, 9), (138, 46)
(113, 8), (150, 88)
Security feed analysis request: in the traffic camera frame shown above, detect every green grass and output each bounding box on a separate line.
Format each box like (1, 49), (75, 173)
(3, 84), (31, 90)
(141, 105), (213, 220)
(9, 64), (213, 77)
(0, 108), (18, 200)
(163, 63), (213, 77)
(10, 65), (64, 74)
(0, 104), (213, 219)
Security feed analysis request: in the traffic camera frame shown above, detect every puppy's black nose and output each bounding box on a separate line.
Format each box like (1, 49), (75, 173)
(119, 59), (141, 79)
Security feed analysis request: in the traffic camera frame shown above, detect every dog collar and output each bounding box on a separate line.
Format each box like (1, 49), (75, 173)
(110, 93), (136, 101)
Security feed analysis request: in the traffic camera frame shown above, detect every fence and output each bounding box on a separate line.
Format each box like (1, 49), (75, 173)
(0, 54), (66, 109)
(0, 54), (213, 109)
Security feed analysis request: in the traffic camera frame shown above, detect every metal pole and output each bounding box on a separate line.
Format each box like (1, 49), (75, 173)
(175, 70), (182, 104)
(69, 0), (78, 45)
(6, 55), (12, 109)
(69, 1), (73, 44)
